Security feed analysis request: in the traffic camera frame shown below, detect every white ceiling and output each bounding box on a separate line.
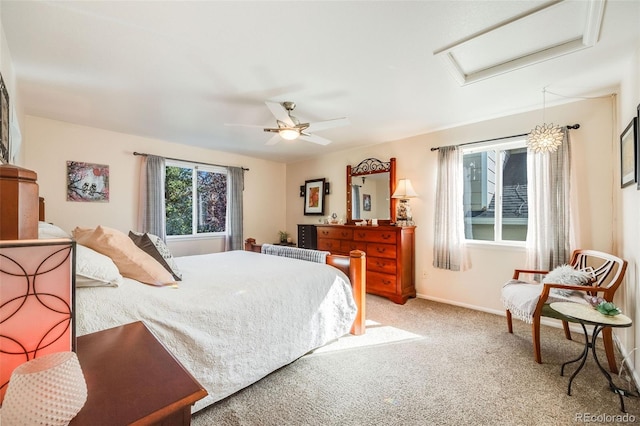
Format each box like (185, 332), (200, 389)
(2, 0), (639, 163)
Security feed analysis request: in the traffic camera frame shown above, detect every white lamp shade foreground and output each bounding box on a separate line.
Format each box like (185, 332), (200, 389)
(392, 179), (418, 226)
(1, 351), (87, 425)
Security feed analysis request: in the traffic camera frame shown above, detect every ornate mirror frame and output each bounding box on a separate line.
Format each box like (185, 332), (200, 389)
(346, 157), (396, 225)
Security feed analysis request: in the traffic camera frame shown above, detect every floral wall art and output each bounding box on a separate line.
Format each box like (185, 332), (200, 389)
(66, 161), (109, 202)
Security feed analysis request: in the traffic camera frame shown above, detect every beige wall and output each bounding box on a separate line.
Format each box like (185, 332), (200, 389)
(287, 96), (617, 314)
(23, 116), (287, 256)
(616, 45), (640, 384)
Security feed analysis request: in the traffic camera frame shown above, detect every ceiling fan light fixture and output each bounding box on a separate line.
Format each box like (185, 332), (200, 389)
(279, 128), (300, 140)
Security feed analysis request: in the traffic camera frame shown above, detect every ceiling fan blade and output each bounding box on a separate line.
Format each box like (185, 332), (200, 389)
(265, 134), (281, 146)
(305, 117), (350, 133)
(300, 133), (332, 146)
(265, 101), (295, 127)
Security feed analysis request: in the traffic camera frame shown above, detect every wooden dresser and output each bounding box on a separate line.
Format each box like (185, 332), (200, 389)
(316, 224), (415, 304)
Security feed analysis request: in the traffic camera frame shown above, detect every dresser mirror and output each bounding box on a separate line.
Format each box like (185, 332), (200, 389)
(346, 157), (396, 224)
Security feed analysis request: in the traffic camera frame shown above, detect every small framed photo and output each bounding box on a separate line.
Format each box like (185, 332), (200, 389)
(620, 117), (636, 188)
(304, 178), (326, 215)
(363, 194), (371, 211)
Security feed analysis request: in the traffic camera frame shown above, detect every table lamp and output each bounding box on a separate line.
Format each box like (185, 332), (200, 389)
(0, 351), (87, 425)
(391, 178), (418, 226)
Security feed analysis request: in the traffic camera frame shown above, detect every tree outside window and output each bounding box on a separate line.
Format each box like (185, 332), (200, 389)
(166, 163), (227, 237)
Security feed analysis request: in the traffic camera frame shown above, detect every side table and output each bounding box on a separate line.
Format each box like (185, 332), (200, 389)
(550, 302), (633, 412)
(70, 321), (208, 425)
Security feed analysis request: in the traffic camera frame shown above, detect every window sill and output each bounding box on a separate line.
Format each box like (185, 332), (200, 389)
(464, 240), (526, 250)
(166, 233), (226, 242)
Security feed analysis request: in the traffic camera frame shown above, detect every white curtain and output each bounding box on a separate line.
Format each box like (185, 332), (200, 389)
(138, 155), (166, 241)
(433, 146), (470, 271)
(225, 166), (244, 251)
(525, 128), (572, 270)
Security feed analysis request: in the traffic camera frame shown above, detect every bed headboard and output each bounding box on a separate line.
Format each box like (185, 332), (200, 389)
(0, 165), (40, 239)
(39, 197), (45, 221)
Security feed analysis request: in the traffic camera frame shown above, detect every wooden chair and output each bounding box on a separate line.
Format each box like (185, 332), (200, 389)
(504, 249), (627, 373)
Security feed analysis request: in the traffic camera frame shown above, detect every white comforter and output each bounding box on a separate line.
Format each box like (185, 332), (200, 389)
(76, 250), (357, 412)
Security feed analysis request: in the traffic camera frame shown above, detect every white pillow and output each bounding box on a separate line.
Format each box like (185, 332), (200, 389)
(544, 264), (594, 297)
(38, 221), (71, 239)
(75, 244), (123, 288)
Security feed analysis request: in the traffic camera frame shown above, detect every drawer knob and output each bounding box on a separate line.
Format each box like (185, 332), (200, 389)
(382, 234), (391, 240)
(377, 247), (386, 253)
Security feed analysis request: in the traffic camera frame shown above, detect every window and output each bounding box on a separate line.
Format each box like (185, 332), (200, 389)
(165, 161), (228, 237)
(463, 139), (528, 242)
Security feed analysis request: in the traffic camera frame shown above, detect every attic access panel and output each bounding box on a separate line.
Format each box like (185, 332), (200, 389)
(434, 0), (605, 85)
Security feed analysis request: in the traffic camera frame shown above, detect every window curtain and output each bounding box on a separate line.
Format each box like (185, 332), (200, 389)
(525, 128), (572, 270)
(352, 185), (361, 219)
(433, 146), (470, 271)
(225, 166), (244, 251)
(138, 155), (166, 241)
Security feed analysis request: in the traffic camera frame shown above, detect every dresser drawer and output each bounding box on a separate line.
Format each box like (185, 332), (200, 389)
(367, 243), (396, 259)
(340, 240), (366, 253)
(317, 227), (353, 240)
(368, 271), (397, 293)
(367, 256), (397, 274)
(317, 238), (342, 252)
(353, 229), (397, 244)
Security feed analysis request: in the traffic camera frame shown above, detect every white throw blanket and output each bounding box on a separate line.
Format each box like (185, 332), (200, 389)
(261, 243), (330, 263)
(500, 279), (585, 323)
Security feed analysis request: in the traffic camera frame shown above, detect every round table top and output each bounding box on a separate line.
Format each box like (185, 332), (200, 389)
(550, 302), (632, 327)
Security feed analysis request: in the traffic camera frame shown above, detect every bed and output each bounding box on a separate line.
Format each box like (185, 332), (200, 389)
(32, 217), (366, 413)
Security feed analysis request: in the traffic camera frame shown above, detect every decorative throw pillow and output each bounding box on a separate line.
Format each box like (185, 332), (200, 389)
(543, 264), (594, 297)
(75, 244), (123, 287)
(128, 231), (182, 281)
(72, 226), (176, 287)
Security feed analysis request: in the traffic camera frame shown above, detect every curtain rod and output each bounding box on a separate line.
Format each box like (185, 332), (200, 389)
(133, 152), (249, 171)
(429, 124), (580, 152)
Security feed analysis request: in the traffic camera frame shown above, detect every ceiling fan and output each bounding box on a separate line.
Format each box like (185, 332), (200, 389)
(228, 101), (350, 146)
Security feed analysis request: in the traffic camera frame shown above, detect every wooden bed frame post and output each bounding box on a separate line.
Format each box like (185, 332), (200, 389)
(348, 250), (366, 335)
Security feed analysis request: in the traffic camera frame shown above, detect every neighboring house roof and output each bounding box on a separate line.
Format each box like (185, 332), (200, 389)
(475, 184), (528, 219)
(469, 150), (528, 220)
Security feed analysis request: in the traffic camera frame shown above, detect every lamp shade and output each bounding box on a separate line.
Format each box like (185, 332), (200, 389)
(1, 351), (87, 425)
(391, 179), (418, 199)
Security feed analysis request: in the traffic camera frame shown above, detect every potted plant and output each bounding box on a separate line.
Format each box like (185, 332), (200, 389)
(278, 231), (288, 244)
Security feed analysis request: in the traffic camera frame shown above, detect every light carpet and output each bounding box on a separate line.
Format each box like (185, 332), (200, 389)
(192, 295), (640, 425)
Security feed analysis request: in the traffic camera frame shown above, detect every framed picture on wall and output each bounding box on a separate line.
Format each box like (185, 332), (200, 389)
(637, 103), (640, 190)
(0, 73), (9, 164)
(363, 194), (371, 211)
(620, 117), (636, 188)
(304, 178), (326, 215)
(66, 161), (110, 202)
